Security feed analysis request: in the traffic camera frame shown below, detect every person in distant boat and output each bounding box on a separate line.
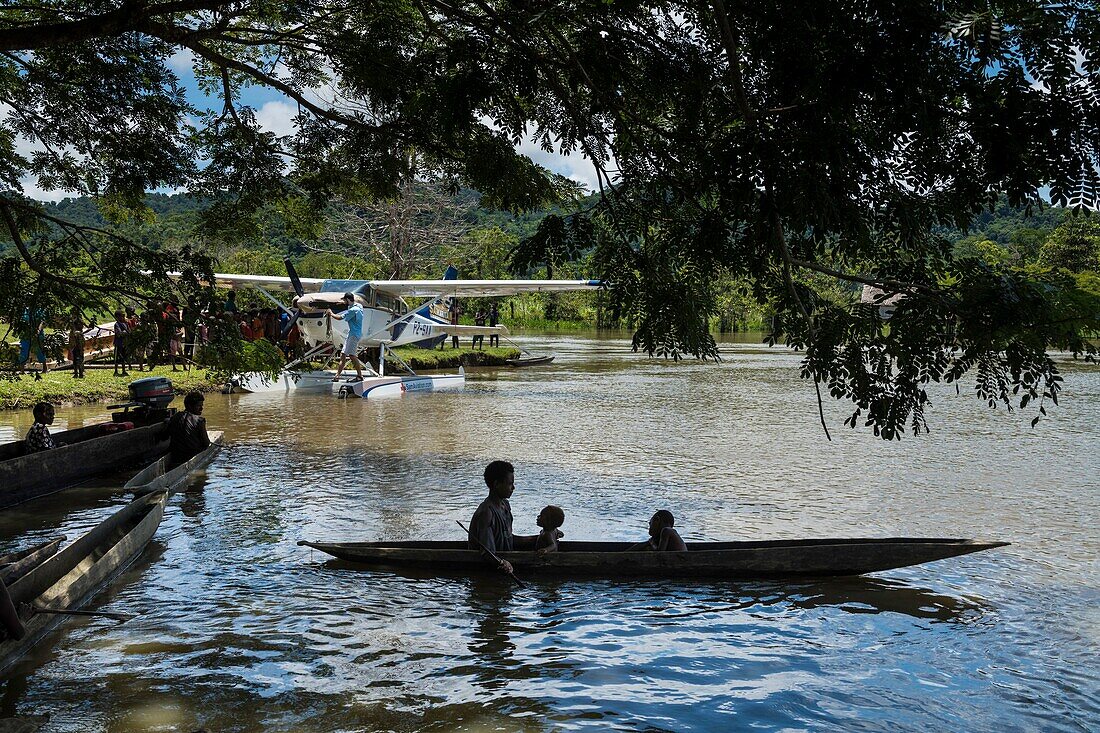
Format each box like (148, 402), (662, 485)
(167, 391), (210, 467)
(25, 402), (56, 453)
(535, 505), (565, 554)
(327, 293), (365, 383)
(629, 510), (688, 552)
(0, 579), (25, 640)
(468, 460), (538, 574)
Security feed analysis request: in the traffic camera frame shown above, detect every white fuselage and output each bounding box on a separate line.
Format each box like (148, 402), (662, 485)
(296, 307), (446, 351)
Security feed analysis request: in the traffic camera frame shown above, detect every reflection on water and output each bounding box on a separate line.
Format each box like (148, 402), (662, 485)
(0, 332), (1096, 732)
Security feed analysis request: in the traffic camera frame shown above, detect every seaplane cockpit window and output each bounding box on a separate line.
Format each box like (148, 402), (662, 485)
(376, 294), (399, 314)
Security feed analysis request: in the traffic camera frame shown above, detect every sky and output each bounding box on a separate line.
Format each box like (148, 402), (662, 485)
(18, 50), (607, 203)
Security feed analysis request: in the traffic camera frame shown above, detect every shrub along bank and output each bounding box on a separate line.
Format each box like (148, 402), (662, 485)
(386, 346), (519, 370)
(0, 367), (220, 411)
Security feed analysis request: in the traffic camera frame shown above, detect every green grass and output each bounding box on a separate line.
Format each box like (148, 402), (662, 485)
(0, 366), (221, 411)
(387, 346), (520, 370)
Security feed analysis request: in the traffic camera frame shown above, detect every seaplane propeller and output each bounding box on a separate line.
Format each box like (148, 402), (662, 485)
(281, 257), (306, 338)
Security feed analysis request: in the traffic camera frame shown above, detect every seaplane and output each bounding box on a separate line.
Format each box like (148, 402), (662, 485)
(199, 260), (602, 398)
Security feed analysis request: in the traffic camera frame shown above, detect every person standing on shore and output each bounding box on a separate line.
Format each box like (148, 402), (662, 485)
(449, 299), (461, 349)
(112, 310), (129, 377)
(472, 308), (486, 350)
(68, 310), (86, 379)
(488, 302), (500, 348)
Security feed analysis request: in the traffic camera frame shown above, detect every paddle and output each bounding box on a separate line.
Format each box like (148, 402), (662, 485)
(31, 604), (135, 623)
(456, 521), (525, 588)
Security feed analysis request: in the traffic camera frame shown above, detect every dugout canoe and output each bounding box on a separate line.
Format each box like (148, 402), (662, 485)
(0, 422), (169, 510)
(297, 538), (1009, 579)
(125, 431), (224, 497)
(0, 492), (167, 674)
(505, 355), (555, 367)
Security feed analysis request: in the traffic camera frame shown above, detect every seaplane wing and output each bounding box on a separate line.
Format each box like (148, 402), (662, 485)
(204, 273), (327, 293)
(370, 279), (603, 298)
(163, 272), (327, 293)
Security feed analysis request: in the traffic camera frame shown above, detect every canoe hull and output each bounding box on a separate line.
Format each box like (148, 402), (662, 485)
(298, 538), (1009, 579)
(506, 356), (555, 367)
(125, 432), (224, 497)
(0, 493), (167, 674)
(0, 424), (169, 509)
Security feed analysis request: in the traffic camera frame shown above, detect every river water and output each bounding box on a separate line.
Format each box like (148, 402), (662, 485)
(0, 333), (1096, 732)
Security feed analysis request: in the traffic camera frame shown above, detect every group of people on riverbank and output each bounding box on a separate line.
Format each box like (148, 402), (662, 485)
(468, 460), (687, 574)
(445, 301), (502, 350)
(110, 302), (196, 377)
(224, 292), (301, 358)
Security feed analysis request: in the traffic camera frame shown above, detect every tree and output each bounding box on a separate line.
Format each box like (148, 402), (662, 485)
(316, 177), (475, 280)
(1038, 218), (1100, 274)
(2, 1), (1099, 437)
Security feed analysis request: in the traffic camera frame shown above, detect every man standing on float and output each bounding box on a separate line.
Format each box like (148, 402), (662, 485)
(327, 293), (365, 383)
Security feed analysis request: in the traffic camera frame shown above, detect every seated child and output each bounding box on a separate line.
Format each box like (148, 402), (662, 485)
(627, 510), (688, 552)
(535, 505), (565, 554)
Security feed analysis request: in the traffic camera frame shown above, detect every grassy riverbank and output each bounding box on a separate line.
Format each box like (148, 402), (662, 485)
(0, 367), (220, 411)
(387, 346), (519, 369)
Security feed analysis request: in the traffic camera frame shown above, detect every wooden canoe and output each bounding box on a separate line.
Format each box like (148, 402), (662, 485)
(0, 492), (168, 674)
(0, 538), (65, 587)
(0, 423), (170, 509)
(297, 538), (1010, 579)
(125, 431), (224, 497)
(505, 355), (555, 367)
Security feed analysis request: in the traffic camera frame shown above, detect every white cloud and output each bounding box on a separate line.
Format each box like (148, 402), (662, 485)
(167, 49), (196, 75)
(254, 100), (298, 137)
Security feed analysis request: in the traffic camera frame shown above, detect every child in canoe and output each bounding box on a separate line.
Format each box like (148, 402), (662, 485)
(535, 505), (565, 554)
(628, 510), (688, 551)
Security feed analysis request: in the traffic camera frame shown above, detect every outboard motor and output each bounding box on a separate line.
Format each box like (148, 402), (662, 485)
(110, 376), (175, 425)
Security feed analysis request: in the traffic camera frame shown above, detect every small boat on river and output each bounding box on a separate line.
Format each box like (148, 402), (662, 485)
(0, 492), (167, 674)
(506, 355), (555, 367)
(297, 537), (1009, 579)
(0, 377), (180, 510)
(125, 431), (224, 497)
(0, 422), (168, 510)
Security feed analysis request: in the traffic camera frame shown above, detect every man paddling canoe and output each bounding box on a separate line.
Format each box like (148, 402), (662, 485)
(467, 461), (539, 575)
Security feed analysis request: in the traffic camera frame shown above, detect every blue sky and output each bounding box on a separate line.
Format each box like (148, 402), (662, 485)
(19, 49), (604, 202)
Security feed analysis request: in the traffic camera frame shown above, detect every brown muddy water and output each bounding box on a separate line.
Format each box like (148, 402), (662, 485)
(0, 332), (1096, 732)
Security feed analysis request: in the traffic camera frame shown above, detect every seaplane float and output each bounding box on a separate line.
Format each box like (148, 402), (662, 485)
(189, 261), (601, 398)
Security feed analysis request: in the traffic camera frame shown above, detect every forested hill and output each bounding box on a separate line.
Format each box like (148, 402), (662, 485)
(34, 192), (1100, 333)
(42, 190), (565, 256)
(43, 191), (1080, 257)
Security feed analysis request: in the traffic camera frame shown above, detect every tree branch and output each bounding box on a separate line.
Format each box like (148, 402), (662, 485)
(0, 199), (146, 298)
(0, 0), (233, 51)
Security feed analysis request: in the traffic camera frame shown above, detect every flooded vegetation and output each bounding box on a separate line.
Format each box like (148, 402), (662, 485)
(0, 333), (1096, 732)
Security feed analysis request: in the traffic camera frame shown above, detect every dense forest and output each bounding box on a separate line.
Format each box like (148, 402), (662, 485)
(34, 192), (1100, 333)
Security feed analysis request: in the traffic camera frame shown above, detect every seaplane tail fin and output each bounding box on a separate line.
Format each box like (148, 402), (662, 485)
(413, 265), (459, 318)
